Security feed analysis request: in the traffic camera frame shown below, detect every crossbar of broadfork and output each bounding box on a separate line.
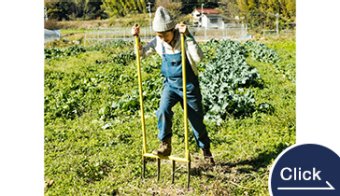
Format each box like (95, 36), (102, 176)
(134, 24), (191, 188)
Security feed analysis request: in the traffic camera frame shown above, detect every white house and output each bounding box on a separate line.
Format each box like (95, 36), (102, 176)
(192, 8), (224, 29)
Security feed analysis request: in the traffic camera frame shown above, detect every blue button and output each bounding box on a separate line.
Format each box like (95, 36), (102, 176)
(269, 144), (340, 196)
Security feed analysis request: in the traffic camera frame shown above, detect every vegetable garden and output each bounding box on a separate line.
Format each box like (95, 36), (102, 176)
(45, 35), (295, 195)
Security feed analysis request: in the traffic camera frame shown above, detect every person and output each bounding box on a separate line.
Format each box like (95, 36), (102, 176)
(132, 6), (214, 165)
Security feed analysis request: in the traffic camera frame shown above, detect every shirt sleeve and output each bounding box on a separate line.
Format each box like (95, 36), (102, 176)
(140, 37), (157, 57)
(185, 32), (204, 63)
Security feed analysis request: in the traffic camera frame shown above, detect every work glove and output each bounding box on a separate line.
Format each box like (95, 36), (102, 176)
(131, 24), (140, 36)
(176, 22), (189, 35)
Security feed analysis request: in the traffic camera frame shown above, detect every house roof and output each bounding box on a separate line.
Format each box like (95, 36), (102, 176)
(194, 8), (221, 15)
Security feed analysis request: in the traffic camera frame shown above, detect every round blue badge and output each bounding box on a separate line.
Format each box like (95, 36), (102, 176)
(269, 143), (340, 196)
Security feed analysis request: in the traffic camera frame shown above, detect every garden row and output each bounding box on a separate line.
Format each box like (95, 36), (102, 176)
(45, 39), (286, 125)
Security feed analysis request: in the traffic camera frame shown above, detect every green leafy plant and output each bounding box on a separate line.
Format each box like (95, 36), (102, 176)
(45, 45), (86, 60)
(244, 41), (280, 64)
(199, 40), (260, 124)
(44, 37), (296, 195)
(112, 51), (136, 65)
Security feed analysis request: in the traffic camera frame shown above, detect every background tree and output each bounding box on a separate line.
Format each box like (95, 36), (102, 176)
(45, 0), (295, 30)
(85, 0), (108, 19)
(180, 0), (198, 14)
(280, 0), (296, 28)
(45, 0), (75, 20)
(101, 0), (146, 17)
(155, 0), (182, 20)
(45, 0), (107, 20)
(219, 0), (295, 30)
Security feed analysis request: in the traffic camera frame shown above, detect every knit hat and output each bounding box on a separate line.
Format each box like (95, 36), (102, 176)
(152, 6), (175, 32)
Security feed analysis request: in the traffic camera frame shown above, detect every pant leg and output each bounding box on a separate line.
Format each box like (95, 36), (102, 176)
(179, 82), (211, 149)
(156, 83), (180, 141)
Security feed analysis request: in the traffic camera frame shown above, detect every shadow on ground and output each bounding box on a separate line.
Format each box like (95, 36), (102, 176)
(189, 142), (290, 178)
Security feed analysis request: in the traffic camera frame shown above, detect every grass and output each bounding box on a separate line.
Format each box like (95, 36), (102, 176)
(44, 34), (295, 195)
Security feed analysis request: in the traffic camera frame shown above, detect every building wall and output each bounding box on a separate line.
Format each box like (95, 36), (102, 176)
(192, 10), (224, 28)
(202, 15), (224, 29)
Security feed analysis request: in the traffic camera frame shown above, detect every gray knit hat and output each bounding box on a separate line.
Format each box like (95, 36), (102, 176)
(153, 6), (175, 32)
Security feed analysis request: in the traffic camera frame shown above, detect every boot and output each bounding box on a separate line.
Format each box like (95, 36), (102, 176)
(202, 148), (215, 166)
(152, 138), (172, 156)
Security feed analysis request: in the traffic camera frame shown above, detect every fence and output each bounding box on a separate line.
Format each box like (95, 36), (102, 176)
(83, 23), (251, 45)
(190, 24), (250, 41)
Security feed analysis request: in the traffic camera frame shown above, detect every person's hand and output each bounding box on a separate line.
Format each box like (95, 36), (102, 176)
(176, 22), (189, 35)
(131, 24), (140, 36)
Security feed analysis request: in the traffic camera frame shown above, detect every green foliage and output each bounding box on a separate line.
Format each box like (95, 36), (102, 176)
(76, 158), (112, 183)
(44, 39), (286, 125)
(101, 0), (146, 17)
(220, 0), (295, 29)
(45, 1), (74, 21)
(244, 41), (280, 64)
(90, 40), (132, 51)
(97, 73), (163, 122)
(155, 0), (182, 20)
(45, 45), (86, 60)
(44, 71), (85, 120)
(93, 40), (133, 48)
(44, 36), (295, 195)
(112, 51), (136, 65)
(45, 0), (295, 29)
(95, 51), (136, 66)
(257, 102), (275, 114)
(199, 39), (260, 124)
(91, 41), (134, 64)
(45, 0), (107, 20)
(142, 75), (163, 112)
(198, 39), (285, 124)
(264, 38), (296, 82)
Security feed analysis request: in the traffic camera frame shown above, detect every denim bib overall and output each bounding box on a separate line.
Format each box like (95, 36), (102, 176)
(156, 44), (211, 149)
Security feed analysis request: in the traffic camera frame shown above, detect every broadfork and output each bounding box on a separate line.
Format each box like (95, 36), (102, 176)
(134, 23), (191, 188)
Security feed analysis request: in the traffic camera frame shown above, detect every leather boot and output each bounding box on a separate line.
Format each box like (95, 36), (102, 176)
(152, 138), (172, 156)
(202, 148), (215, 166)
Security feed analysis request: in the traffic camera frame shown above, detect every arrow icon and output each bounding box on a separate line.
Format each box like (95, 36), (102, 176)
(277, 181), (335, 191)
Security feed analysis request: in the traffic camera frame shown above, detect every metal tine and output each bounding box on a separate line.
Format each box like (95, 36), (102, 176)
(172, 160), (175, 184)
(157, 158), (161, 182)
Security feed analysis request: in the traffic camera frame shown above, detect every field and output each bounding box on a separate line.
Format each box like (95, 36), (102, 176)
(44, 33), (295, 195)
